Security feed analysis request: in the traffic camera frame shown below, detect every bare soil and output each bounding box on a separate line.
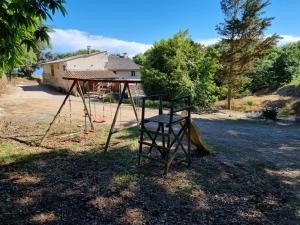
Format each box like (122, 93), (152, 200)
(0, 81), (299, 224)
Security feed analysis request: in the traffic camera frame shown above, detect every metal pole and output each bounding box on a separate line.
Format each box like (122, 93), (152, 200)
(40, 80), (76, 145)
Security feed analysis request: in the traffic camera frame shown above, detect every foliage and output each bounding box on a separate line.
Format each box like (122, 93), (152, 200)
(262, 107), (278, 120)
(17, 36), (51, 78)
(247, 41), (300, 92)
(0, 0), (66, 77)
(133, 53), (147, 66)
(141, 31), (220, 108)
(246, 47), (281, 92)
(216, 0), (280, 109)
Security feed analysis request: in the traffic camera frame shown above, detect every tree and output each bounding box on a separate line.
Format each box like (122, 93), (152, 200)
(17, 30), (52, 78)
(247, 41), (300, 92)
(216, 0), (279, 109)
(133, 53), (147, 66)
(0, 0), (66, 77)
(141, 31), (220, 108)
(280, 41), (300, 83)
(246, 47), (281, 92)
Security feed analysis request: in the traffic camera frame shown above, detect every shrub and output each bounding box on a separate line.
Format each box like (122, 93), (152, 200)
(245, 100), (254, 106)
(262, 107), (278, 120)
(141, 31), (220, 108)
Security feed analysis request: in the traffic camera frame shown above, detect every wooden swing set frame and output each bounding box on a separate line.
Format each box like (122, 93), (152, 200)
(40, 77), (142, 152)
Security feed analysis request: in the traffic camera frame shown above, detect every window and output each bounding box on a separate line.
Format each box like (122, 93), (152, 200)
(51, 64), (55, 76)
(131, 71), (136, 77)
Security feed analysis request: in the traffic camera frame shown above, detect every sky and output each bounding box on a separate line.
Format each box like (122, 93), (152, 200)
(47, 0), (300, 56)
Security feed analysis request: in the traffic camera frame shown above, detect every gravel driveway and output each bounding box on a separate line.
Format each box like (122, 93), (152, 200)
(195, 118), (300, 167)
(194, 117), (300, 197)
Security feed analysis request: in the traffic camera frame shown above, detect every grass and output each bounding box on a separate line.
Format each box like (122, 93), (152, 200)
(288, 76), (300, 86)
(0, 141), (33, 164)
(0, 120), (299, 224)
(244, 99), (254, 106)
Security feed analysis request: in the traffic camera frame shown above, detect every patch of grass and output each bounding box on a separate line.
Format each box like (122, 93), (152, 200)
(110, 171), (143, 189)
(244, 100), (254, 106)
(206, 140), (230, 155)
(67, 143), (80, 152)
(0, 141), (31, 164)
(288, 76), (300, 86)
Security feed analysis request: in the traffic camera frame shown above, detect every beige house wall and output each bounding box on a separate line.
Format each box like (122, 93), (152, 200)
(42, 52), (141, 93)
(42, 62), (72, 92)
(66, 53), (107, 71)
(115, 71), (141, 80)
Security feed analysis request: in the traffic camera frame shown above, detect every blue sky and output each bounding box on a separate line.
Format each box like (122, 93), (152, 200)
(47, 0), (300, 56)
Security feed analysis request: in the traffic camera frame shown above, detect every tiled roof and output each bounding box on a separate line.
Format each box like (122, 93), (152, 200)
(64, 70), (117, 80)
(105, 56), (141, 71)
(41, 52), (103, 65)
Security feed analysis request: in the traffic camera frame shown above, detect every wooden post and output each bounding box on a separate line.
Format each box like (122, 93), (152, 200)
(138, 97), (146, 165)
(104, 82), (127, 152)
(76, 80), (94, 130)
(40, 80), (77, 145)
(127, 82), (140, 125)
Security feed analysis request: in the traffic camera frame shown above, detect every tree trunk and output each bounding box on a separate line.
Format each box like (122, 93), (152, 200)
(227, 86), (232, 110)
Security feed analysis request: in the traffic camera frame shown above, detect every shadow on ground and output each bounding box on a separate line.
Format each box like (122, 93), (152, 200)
(0, 141), (299, 224)
(19, 84), (65, 96)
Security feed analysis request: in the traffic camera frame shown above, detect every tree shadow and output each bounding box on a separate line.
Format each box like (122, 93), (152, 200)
(1, 142), (299, 224)
(19, 84), (65, 96)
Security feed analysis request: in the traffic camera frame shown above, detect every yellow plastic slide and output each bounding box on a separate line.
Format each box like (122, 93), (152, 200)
(179, 120), (210, 155)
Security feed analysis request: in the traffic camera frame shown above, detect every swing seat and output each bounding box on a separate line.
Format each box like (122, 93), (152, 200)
(93, 119), (105, 123)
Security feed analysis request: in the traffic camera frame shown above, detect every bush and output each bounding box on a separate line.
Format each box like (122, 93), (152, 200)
(245, 100), (254, 106)
(262, 107), (278, 120)
(141, 31), (220, 108)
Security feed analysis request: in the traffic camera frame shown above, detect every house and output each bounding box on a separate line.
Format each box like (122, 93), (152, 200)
(42, 52), (141, 93)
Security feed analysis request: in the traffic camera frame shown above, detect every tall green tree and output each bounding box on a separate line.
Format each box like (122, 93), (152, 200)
(133, 53), (147, 66)
(0, 0), (66, 77)
(216, 0), (279, 109)
(142, 31), (220, 108)
(247, 41), (300, 92)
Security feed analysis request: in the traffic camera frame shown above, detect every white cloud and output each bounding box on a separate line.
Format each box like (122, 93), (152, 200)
(197, 35), (300, 46)
(197, 38), (220, 46)
(49, 29), (152, 57)
(278, 35), (300, 45)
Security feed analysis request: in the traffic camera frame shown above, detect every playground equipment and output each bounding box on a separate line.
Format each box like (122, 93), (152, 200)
(179, 120), (210, 155)
(40, 75), (142, 149)
(138, 95), (192, 175)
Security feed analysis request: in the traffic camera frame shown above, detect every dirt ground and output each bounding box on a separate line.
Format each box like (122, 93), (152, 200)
(0, 81), (299, 224)
(0, 82), (150, 124)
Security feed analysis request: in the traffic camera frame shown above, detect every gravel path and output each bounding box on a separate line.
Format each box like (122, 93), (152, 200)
(194, 117), (300, 197)
(195, 118), (300, 168)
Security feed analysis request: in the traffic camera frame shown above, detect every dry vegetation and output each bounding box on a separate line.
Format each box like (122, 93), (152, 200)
(0, 77), (38, 96)
(216, 94), (300, 116)
(0, 120), (299, 225)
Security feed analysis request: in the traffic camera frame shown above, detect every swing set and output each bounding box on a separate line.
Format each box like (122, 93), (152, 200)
(40, 76), (142, 151)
